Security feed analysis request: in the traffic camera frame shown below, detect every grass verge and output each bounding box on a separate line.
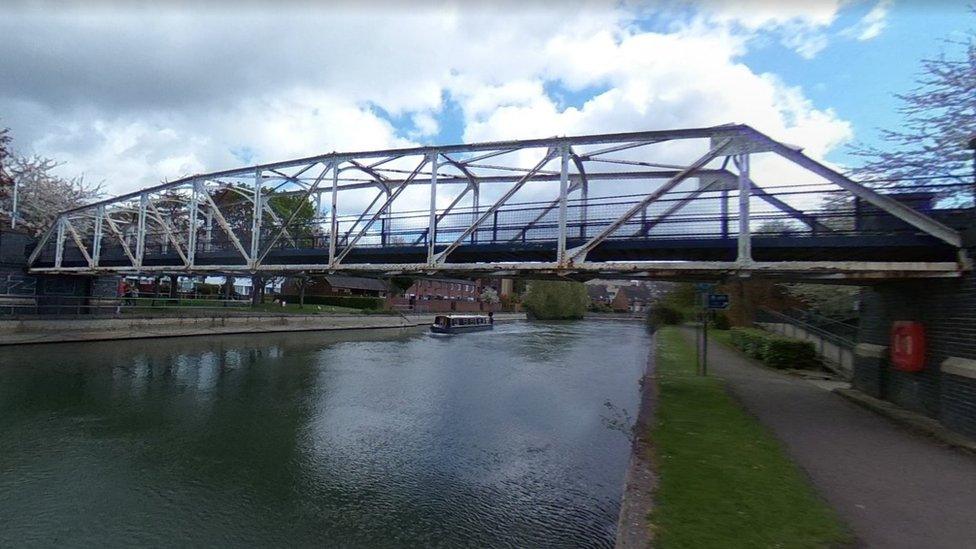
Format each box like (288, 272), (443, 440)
(650, 326), (851, 548)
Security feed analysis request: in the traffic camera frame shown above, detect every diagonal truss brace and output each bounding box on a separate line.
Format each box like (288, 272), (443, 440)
(757, 132), (962, 247)
(434, 149), (558, 264)
(256, 162), (332, 265)
(103, 214), (138, 266)
(332, 157), (429, 267)
(63, 217), (94, 268)
(201, 191), (251, 263)
(146, 198), (189, 266)
(565, 138), (734, 265)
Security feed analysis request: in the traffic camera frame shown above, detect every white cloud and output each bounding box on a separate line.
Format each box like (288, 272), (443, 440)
(843, 0), (892, 41)
(0, 0), (858, 206)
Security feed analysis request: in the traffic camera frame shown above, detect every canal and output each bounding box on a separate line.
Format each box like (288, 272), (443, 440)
(0, 321), (650, 547)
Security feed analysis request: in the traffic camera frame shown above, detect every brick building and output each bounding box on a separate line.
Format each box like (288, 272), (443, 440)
(282, 275), (389, 298)
(404, 277), (480, 302)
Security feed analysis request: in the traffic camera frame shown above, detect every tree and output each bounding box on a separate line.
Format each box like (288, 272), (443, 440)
(291, 273), (312, 309)
(0, 127), (12, 188)
(848, 16), (975, 193)
(480, 286), (500, 304)
(6, 156), (103, 236)
(781, 283), (859, 320)
(0, 127), (103, 235)
(388, 276), (416, 295)
(522, 280), (589, 320)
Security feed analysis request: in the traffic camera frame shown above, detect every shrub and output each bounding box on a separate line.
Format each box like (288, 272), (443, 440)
(646, 304), (683, 327)
(522, 280), (589, 320)
(276, 294), (384, 310)
(712, 312), (731, 330)
(762, 337), (819, 370)
(728, 327), (818, 369)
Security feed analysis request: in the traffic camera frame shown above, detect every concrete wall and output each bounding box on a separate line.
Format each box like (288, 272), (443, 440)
(855, 273), (976, 438)
(0, 312), (527, 346)
(760, 322), (854, 377)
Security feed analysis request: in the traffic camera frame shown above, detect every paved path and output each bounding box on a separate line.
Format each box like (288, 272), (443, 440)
(681, 328), (976, 549)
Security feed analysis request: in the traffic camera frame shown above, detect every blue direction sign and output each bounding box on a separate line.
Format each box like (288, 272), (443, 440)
(707, 293), (730, 310)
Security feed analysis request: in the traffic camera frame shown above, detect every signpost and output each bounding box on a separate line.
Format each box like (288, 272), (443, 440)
(696, 288), (730, 376)
(707, 293), (730, 310)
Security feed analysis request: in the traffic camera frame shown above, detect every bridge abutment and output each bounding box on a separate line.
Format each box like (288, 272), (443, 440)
(855, 268), (976, 438)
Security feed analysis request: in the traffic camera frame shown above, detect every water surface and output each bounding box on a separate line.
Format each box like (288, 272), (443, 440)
(0, 321), (649, 547)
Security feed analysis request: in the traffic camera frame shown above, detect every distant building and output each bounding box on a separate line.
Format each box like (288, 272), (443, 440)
(587, 284), (612, 307)
(404, 277), (480, 302)
(611, 284), (657, 313)
(283, 275), (388, 298)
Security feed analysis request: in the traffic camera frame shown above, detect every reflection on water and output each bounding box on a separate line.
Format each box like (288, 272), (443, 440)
(0, 321), (649, 548)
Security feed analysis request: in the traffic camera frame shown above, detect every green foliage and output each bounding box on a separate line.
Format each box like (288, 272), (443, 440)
(711, 312), (731, 330)
(729, 328), (819, 369)
(276, 294), (384, 310)
(522, 280), (588, 320)
(194, 283), (222, 296)
(646, 304), (683, 328)
(388, 276), (415, 294)
(651, 327), (851, 548)
(267, 193), (316, 237)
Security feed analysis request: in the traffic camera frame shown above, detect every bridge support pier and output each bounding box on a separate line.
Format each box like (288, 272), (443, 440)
(855, 252), (976, 438)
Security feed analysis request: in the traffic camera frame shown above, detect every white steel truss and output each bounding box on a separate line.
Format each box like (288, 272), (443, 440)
(26, 124), (967, 280)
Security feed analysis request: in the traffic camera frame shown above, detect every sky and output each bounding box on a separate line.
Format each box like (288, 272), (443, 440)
(0, 0), (973, 196)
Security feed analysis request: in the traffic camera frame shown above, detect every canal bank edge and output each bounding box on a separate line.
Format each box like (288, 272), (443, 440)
(0, 312), (527, 346)
(615, 330), (657, 549)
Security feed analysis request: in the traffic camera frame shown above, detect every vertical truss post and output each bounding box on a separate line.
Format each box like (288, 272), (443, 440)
(249, 169), (262, 268)
(204, 204), (213, 252)
(721, 189), (729, 239)
(187, 180), (200, 267)
(471, 181), (479, 244)
(557, 144), (570, 265)
(54, 217), (65, 269)
(135, 193), (147, 268)
(93, 206), (104, 266)
(427, 152), (439, 265)
(579, 179), (588, 239)
(736, 154), (751, 265)
(329, 160), (339, 268)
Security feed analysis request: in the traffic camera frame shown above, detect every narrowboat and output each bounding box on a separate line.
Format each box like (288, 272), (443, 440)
(430, 314), (494, 334)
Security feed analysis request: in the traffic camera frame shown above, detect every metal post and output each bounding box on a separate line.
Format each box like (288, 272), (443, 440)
(967, 136), (976, 218)
(187, 180), (199, 267)
(579, 179), (588, 239)
(204, 208), (213, 252)
(428, 152), (438, 265)
(54, 217), (65, 269)
(721, 188), (729, 239)
(471, 181), (479, 244)
(10, 175), (18, 229)
(329, 161), (339, 267)
(737, 154), (751, 265)
(557, 144), (569, 265)
(249, 169), (262, 267)
(135, 193), (147, 268)
(702, 309), (709, 376)
(92, 206), (104, 266)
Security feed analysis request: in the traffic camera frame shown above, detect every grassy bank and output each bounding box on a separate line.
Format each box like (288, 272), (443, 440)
(650, 326), (850, 548)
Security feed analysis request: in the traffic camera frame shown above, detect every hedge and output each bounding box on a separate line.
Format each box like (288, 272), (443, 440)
(276, 294), (385, 310)
(729, 327), (819, 370)
(646, 304), (683, 328)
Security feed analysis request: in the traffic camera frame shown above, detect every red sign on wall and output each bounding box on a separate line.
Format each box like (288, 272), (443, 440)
(891, 321), (926, 372)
